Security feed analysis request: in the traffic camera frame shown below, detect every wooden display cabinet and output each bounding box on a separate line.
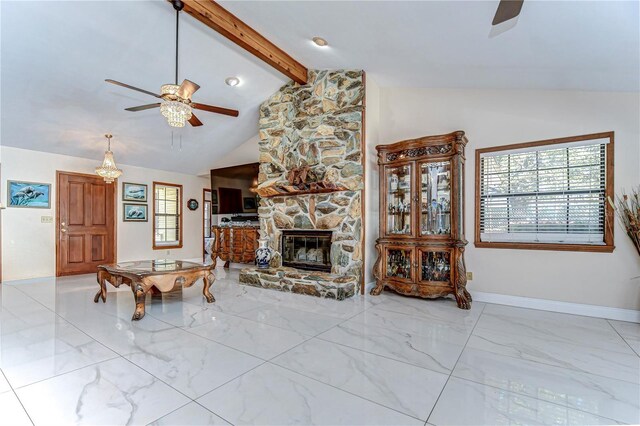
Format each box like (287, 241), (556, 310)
(371, 131), (471, 309)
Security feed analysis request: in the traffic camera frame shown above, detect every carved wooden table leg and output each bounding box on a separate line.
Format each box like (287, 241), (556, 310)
(202, 272), (216, 303)
(94, 270), (108, 303)
(131, 281), (147, 321)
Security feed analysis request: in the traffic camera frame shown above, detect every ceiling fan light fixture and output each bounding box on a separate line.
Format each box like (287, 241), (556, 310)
(160, 84), (181, 96)
(225, 77), (240, 87)
(161, 100), (192, 128)
(104, 2), (239, 127)
(95, 134), (123, 183)
(312, 36), (328, 47)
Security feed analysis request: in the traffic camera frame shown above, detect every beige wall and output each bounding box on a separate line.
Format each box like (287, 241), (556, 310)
(371, 87), (640, 310)
(1, 146), (209, 281)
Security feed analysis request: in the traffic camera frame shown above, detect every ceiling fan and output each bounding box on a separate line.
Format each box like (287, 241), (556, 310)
(492, 0), (524, 26)
(106, 0), (238, 128)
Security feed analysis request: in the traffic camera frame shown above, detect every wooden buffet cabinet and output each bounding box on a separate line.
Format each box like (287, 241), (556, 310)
(210, 225), (258, 268)
(371, 131), (472, 309)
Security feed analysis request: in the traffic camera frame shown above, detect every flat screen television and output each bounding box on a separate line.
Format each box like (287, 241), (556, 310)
(210, 162), (259, 214)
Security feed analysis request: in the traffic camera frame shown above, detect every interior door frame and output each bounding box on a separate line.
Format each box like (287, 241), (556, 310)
(203, 188), (211, 260)
(55, 171), (118, 277)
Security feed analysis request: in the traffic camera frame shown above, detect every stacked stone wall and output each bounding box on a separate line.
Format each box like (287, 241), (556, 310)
(257, 70), (364, 282)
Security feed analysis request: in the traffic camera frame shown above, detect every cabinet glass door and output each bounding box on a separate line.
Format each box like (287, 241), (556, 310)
(385, 247), (414, 281)
(420, 161), (451, 236)
(419, 249), (452, 284)
(386, 164), (412, 236)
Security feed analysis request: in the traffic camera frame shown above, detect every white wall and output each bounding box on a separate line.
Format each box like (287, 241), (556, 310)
(364, 76), (381, 286)
(1, 146), (209, 281)
(374, 87), (640, 310)
(211, 135), (260, 169)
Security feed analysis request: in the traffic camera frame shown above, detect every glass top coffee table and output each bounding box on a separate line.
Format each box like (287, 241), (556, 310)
(95, 260), (215, 320)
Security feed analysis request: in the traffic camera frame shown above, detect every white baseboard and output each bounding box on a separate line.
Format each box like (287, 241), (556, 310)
(364, 281), (639, 323)
(471, 291), (640, 323)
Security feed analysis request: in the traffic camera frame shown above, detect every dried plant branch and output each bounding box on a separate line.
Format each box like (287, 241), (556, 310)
(610, 186), (640, 257)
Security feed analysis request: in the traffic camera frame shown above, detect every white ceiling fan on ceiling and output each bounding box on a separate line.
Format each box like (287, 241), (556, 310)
(105, 0), (239, 128)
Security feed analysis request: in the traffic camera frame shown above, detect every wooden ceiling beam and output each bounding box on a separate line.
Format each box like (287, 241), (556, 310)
(179, 0), (308, 85)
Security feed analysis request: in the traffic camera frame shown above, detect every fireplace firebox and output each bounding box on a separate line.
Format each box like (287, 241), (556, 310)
(281, 230), (332, 272)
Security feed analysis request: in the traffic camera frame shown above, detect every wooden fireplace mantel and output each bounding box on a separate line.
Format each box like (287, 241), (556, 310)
(256, 166), (349, 197)
(255, 181), (349, 198)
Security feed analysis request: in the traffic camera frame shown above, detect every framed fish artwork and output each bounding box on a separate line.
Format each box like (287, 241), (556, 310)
(7, 181), (51, 208)
(123, 203), (148, 222)
(122, 182), (148, 202)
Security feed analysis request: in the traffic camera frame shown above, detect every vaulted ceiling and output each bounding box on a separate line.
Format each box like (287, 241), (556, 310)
(1, 1), (638, 175)
(0, 1), (288, 175)
(220, 0), (639, 91)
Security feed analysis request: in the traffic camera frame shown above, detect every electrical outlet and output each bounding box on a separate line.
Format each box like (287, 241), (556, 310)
(41, 216), (53, 223)
(466, 272), (473, 281)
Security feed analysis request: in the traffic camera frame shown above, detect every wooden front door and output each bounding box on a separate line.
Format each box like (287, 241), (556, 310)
(57, 172), (116, 276)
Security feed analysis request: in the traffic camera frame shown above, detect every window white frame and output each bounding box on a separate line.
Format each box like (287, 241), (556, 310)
(475, 132), (614, 253)
(153, 182), (183, 249)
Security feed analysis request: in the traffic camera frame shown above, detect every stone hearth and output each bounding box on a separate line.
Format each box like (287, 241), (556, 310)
(238, 69), (365, 299)
(239, 267), (357, 300)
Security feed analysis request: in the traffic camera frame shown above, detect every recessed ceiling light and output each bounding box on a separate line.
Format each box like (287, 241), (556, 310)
(225, 77), (240, 87)
(312, 37), (328, 47)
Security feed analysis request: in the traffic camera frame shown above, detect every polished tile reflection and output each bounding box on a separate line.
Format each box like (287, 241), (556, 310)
(1, 270), (638, 425)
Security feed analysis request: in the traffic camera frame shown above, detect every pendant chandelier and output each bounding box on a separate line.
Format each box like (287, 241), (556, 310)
(95, 134), (123, 183)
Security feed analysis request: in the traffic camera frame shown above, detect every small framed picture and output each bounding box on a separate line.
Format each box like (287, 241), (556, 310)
(122, 182), (148, 202)
(243, 197), (257, 211)
(211, 205), (218, 214)
(123, 203), (148, 222)
(7, 181), (51, 208)
(211, 189), (218, 205)
(187, 198), (199, 211)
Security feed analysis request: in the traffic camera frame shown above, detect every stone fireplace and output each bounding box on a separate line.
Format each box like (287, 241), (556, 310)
(238, 69), (365, 300)
(281, 230), (332, 272)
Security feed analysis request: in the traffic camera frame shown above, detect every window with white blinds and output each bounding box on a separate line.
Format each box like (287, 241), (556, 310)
(153, 182), (182, 249)
(477, 134), (613, 248)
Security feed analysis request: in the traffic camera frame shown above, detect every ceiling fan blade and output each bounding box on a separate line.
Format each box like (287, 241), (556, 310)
(125, 103), (161, 112)
(188, 114), (203, 127)
(105, 79), (161, 98)
(176, 79), (200, 99)
(492, 0), (524, 25)
(192, 103), (239, 117)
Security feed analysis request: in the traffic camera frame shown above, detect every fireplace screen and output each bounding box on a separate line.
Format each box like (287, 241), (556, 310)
(281, 230), (332, 272)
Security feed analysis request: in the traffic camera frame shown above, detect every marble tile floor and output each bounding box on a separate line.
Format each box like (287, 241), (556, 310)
(0, 268), (638, 425)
